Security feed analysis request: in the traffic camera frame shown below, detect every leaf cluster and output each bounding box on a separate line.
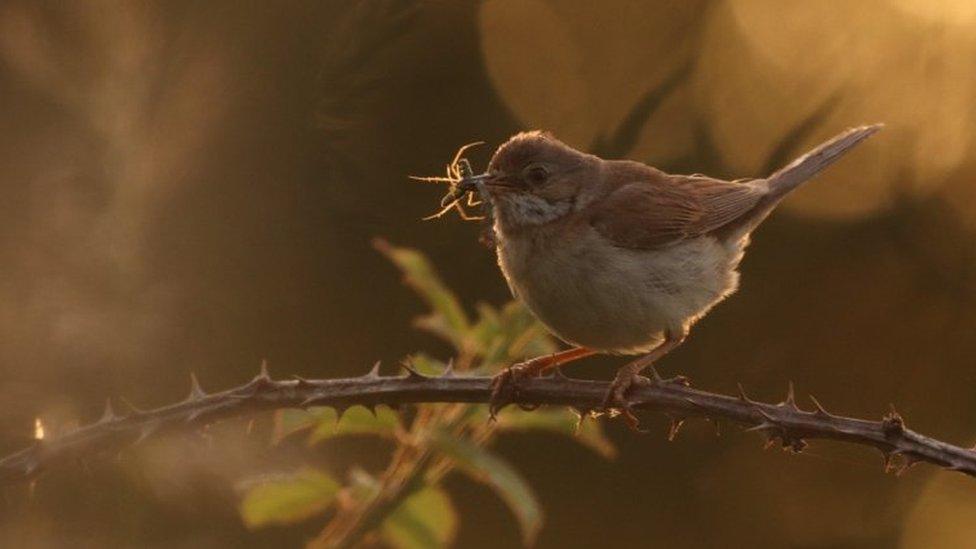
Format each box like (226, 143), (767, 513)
(238, 242), (614, 547)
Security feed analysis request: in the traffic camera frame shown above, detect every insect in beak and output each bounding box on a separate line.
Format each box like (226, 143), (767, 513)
(410, 142), (494, 221)
(452, 171), (492, 200)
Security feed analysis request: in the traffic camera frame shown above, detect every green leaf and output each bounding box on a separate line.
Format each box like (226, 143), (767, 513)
(381, 486), (458, 549)
(375, 239), (470, 348)
(472, 301), (556, 371)
(497, 301), (557, 359)
(239, 469), (340, 529)
(406, 353), (450, 377)
(308, 405), (401, 445)
(273, 405), (401, 446)
(497, 408), (617, 459)
(273, 408), (319, 443)
(430, 431), (542, 544)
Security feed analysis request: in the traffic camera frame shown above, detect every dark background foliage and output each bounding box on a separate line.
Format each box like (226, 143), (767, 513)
(1, 0), (975, 546)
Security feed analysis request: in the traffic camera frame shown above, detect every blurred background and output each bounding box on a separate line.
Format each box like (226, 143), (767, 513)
(1, 0), (976, 546)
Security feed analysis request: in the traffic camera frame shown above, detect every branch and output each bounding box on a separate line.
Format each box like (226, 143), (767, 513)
(3, 363), (975, 484)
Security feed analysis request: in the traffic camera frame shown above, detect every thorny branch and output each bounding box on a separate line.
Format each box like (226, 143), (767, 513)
(3, 362), (975, 484)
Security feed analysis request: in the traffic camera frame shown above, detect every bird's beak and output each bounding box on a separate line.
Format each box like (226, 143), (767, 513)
(456, 172), (492, 194)
(454, 172), (495, 200)
(451, 172), (511, 200)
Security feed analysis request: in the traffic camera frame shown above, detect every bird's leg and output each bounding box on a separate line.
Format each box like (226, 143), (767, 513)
(489, 347), (596, 419)
(603, 327), (687, 430)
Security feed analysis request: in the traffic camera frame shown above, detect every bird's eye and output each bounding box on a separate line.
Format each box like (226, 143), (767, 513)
(523, 164), (550, 185)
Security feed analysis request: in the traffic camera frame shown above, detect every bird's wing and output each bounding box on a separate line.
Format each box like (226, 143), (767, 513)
(588, 175), (767, 249)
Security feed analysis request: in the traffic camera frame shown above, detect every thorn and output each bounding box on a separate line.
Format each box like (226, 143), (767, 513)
(399, 360), (427, 380)
(249, 360), (273, 391)
(185, 409), (207, 424)
(364, 361), (382, 379)
(118, 397), (146, 416)
(808, 395), (833, 417)
(744, 421), (777, 433)
(98, 399), (118, 423)
(736, 383), (753, 403)
(364, 404), (377, 417)
(299, 397), (318, 409)
(187, 372), (207, 401)
(667, 417), (685, 441)
(886, 458), (901, 475)
(335, 404), (350, 421)
(897, 455), (921, 476)
(440, 359), (455, 378)
(881, 448), (901, 473)
(552, 366), (568, 380)
(780, 381), (799, 411)
(134, 421), (160, 444)
(291, 374), (314, 389)
(753, 405), (778, 423)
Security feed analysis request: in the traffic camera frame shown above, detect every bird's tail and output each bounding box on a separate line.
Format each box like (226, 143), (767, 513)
(722, 124), (882, 241)
(765, 124), (882, 200)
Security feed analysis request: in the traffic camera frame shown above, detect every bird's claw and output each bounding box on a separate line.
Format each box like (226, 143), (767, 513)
(649, 365), (690, 387)
(602, 373), (652, 432)
(661, 374), (691, 387)
(489, 363), (537, 420)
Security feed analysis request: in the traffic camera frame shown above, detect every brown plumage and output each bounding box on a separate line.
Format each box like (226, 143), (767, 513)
(589, 171), (766, 248)
(464, 125), (883, 425)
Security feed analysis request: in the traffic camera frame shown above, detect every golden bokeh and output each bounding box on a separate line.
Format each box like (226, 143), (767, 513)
(699, 0), (976, 219)
(901, 472), (976, 548)
(479, 0), (704, 154)
(481, 0), (976, 221)
(1, 2), (975, 547)
(891, 0), (976, 25)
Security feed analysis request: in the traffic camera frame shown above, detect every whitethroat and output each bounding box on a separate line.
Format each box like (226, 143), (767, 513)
(447, 125), (882, 427)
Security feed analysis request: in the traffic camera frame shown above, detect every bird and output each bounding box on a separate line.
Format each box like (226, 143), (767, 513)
(453, 124), (882, 426)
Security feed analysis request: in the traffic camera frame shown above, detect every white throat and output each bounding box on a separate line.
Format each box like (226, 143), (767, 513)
(495, 193), (572, 228)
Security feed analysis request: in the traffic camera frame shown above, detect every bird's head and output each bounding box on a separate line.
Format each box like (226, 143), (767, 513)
(470, 131), (599, 231)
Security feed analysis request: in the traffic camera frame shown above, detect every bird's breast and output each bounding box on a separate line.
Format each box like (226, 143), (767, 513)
(496, 225), (744, 354)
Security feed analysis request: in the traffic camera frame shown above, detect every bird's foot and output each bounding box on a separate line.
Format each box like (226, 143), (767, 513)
(488, 348), (596, 420)
(602, 371), (653, 432)
(489, 362), (541, 420)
